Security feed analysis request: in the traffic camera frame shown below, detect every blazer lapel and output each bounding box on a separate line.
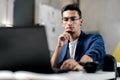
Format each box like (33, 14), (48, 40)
(75, 40), (82, 60)
(75, 31), (86, 61)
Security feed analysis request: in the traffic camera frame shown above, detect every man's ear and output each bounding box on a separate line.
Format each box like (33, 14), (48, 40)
(80, 18), (84, 26)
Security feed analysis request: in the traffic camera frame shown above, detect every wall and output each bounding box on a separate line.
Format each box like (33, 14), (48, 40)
(39, 3), (63, 52)
(13, 0), (35, 27)
(80, 0), (120, 54)
(0, 0), (14, 26)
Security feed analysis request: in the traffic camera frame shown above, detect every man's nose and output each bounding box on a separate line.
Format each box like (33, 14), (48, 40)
(67, 19), (73, 24)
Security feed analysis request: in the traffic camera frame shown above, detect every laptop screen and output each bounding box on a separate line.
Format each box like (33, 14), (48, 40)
(0, 26), (52, 73)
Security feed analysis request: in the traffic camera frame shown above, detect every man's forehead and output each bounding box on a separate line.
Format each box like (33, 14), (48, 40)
(62, 10), (79, 17)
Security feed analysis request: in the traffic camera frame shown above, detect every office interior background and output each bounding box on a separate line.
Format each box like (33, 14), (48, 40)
(0, 0), (120, 56)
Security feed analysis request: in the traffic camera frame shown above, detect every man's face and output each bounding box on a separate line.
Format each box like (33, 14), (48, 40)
(62, 10), (83, 34)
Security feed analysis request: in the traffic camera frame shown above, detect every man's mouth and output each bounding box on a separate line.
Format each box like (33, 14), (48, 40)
(65, 28), (73, 35)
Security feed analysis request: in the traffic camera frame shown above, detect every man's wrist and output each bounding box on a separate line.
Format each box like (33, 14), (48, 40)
(56, 43), (63, 48)
(78, 62), (86, 66)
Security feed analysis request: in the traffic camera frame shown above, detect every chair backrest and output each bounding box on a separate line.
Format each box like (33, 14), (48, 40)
(103, 54), (117, 80)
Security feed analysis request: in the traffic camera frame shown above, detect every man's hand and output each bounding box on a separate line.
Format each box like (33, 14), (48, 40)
(57, 32), (70, 47)
(60, 59), (83, 71)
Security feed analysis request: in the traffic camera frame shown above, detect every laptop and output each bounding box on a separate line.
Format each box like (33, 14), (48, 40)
(0, 26), (67, 73)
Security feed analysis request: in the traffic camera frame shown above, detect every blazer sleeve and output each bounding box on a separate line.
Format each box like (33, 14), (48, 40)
(85, 34), (106, 62)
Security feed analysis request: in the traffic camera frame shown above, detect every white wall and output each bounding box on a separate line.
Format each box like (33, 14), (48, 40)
(80, 0), (120, 54)
(39, 3), (64, 52)
(0, 0), (14, 27)
(0, 0), (6, 26)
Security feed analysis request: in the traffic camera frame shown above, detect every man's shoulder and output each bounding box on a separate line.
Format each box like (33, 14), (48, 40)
(85, 32), (102, 39)
(88, 33), (102, 38)
(80, 31), (103, 42)
(81, 31), (101, 37)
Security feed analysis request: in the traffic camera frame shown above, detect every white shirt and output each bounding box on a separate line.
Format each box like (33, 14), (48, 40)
(69, 39), (78, 59)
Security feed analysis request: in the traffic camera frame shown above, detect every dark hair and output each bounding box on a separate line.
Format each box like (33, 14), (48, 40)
(61, 4), (82, 18)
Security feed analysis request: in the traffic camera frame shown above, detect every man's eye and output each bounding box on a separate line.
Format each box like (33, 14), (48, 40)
(63, 18), (68, 21)
(71, 18), (76, 21)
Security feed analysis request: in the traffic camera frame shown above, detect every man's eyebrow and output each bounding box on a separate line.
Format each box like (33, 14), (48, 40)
(71, 16), (78, 18)
(63, 16), (77, 18)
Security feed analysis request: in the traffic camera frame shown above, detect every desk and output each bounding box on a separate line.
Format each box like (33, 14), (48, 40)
(13, 71), (115, 80)
(59, 71), (115, 80)
(117, 62), (120, 77)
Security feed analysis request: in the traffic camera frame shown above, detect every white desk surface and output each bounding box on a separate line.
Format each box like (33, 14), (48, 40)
(0, 70), (115, 80)
(10, 70), (115, 80)
(60, 71), (115, 80)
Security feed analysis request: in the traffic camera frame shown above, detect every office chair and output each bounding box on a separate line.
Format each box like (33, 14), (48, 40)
(103, 54), (117, 80)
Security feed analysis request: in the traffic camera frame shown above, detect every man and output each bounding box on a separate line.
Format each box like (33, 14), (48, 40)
(51, 4), (106, 71)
